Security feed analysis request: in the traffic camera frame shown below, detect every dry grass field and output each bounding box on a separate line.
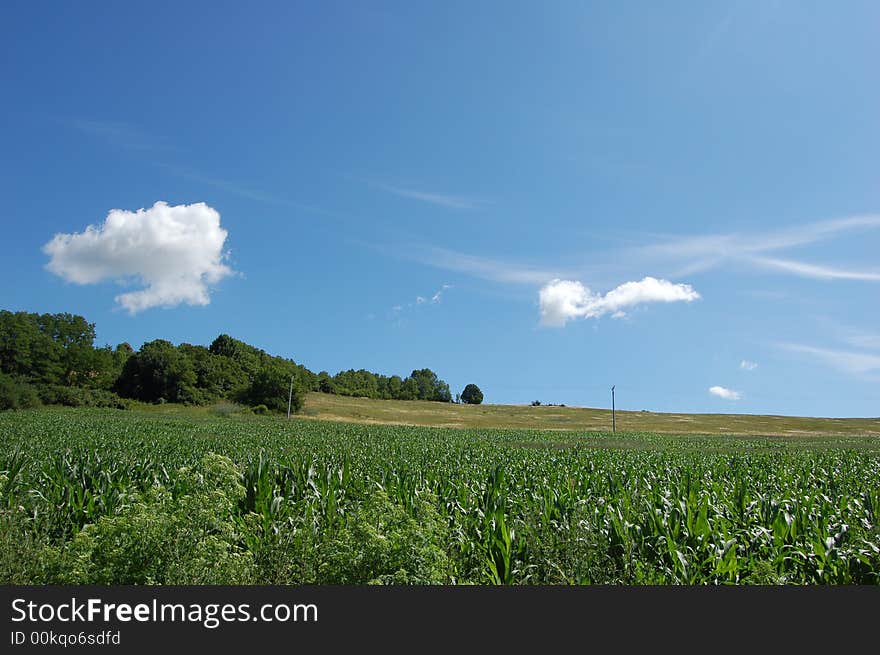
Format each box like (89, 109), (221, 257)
(300, 392), (880, 437)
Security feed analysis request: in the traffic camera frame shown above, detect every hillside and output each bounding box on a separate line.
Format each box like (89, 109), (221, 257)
(301, 392), (880, 437)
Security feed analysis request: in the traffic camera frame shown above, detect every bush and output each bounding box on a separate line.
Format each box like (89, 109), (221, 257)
(317, 489), (451, 584)
(34, 384), (128, 409)
(0, 374), (41, 411)
(0, 508), (43, 583)
(41, 453), (255, 584)
(252, 404), (269, 415)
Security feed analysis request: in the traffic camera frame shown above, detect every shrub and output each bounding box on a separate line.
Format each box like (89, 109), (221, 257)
(34, 384), (127, 409)
(318, 489), (451, 584)
(0, 374), (41, 411)
(41, 453), (255, 584)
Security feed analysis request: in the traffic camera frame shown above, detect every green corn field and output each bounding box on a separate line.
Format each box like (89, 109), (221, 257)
(1, 407), (878, 585)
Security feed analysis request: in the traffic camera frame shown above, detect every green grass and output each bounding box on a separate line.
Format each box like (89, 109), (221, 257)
(300, 392), (880, 436)
(1, 406), (878, 585)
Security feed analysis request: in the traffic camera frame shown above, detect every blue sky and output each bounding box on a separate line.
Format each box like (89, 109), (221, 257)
(2, 1), (879, 417)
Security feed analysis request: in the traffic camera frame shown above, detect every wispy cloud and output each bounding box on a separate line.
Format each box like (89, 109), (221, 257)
(376, 184), (485, 210)
(635, 214), (880, 283)
(709, 385), (741, 401)
(749, 257), (880, 282)
(71, 119), (174, 152)
(158, 164), (357, 223)
(539, 277), (700, 327)
(740, 360), (758, 371)
(846, 334), (880, 351)
(779, 343), (880, 377)
(409, 246), (565, 285)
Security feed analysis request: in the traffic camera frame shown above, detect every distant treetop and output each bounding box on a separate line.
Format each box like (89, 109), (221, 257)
(461, 384), (483, 405)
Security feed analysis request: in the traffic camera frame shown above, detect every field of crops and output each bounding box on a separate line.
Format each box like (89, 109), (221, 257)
(1, 407), (879, 584)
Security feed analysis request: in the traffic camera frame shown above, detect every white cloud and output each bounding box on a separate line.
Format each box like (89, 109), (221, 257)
(780, 343), (880, 376)
(740, 360), (758, 371)
(43, 201), (233, 314)
(539, 277), (700, 327)
(635, 214), (880, 282)
(709, 386), (741, 400)
(391, 284), (451, 317)
(431, 284), (452, 303)
(750, 257), (880, 282)
(408, 246), (564, 285)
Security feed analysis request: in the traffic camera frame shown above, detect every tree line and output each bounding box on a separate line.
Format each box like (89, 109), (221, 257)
(0, 309), (460, 413)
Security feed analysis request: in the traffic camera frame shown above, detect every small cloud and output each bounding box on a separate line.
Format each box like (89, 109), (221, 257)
(740, 360), (758, 371)
(43, 201), (233, 313)
(709, 386), (741, 401)
(389, 284), (452, 318)
(539, 277), (700, 327)
(431, 283), (452, 303)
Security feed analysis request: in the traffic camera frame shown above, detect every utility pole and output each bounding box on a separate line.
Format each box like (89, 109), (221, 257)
(611, 385), (616, 433)
(287, 375), (294, 419)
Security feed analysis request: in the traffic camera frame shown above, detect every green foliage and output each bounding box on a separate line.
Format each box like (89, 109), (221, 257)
(115, 339), (200, 404)
(0, 310), (96, 385)
(0, 508), (42, 584)
(409, 368), (452, 402)
(2, 408), (879, 585)
(330, 368), (452, 402)
(318, 488), (451, 584)
(0, 373), (41, 410)
(461, 383), (484, 405)
(41, 453), (254, 584)
(236, 366), (304, 414)
(34, 384), (128, 409)
(0, 307), (455, 411)
(317, 371), (336, 394)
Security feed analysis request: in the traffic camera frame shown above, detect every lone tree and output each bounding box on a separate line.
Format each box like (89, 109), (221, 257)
(460, 383), (483, 405)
